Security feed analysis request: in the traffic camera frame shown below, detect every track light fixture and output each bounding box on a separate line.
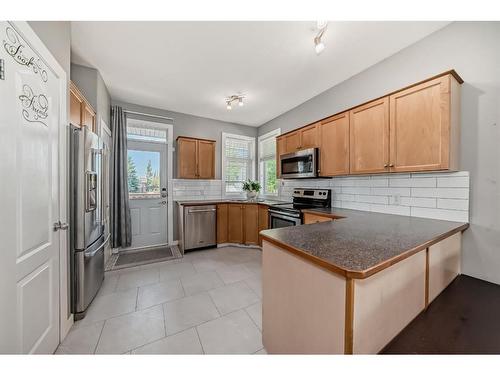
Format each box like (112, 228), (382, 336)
(314, 21), (328, 55)
(225, 94), (245, 110)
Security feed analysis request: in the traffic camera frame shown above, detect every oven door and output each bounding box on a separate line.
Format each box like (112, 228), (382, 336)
(280, 148), (318, 179)
(269, 210), (302, 228)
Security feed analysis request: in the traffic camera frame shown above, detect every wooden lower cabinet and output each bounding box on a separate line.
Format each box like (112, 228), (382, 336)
(243, 204), (259, 245)
(217, 204), (228, 244)
(303, 213), (333, 225)
(227, 204), (244, 244)
(217, 203), (268, 246)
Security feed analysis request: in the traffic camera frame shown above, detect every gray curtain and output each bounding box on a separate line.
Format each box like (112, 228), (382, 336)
(110, 106), (132, 248)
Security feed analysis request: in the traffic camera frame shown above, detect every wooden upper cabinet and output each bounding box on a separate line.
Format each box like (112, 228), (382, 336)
(283, 131), (301, 154)
(276, 137), (285, 178)
(389, 74), (459, 172)
(243, 204), (259, 245)
(319, 112), (350, 176)
(227, 204), (244, 243)
(177, 137), (198, 179)
(217, 204), (228, 244)
(281, 123), (319, 155)
(70, 81), (96, 132)
(349, 97), (390, 175)
(177, 136), (216, 179)
(300, 123), (319, 149)
(197, 140), (216, 179)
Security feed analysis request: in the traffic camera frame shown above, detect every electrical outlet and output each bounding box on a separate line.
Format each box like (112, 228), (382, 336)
(392, 194), (401, 205)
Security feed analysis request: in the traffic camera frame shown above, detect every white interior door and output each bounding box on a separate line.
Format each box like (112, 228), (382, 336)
(0, 21), (66, 353)
(127, 139), (168, 249)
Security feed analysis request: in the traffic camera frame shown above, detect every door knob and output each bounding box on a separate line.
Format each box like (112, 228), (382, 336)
(53, 221), (69, 231)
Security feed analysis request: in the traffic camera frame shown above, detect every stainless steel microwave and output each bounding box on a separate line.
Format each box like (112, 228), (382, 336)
(280, 148), (318, 179)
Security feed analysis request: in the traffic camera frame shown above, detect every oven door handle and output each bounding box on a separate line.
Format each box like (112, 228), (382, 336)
(269, 209), (302, 220)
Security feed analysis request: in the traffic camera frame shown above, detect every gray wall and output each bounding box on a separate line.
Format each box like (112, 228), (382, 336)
(112, 100), (258, 179)
(259, 22), (500, 285)
(71, 64), (111, 127)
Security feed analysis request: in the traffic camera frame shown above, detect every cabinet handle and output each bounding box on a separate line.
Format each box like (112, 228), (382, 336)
(389, 163), (394, 168)
(384, 164), (388, 168)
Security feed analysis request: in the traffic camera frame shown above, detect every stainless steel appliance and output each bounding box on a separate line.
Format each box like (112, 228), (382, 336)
(269, 188), (331, 229)
(70, 125), (105, 320)
(183, 205), (217, 251)
(279, 148), (319, 179)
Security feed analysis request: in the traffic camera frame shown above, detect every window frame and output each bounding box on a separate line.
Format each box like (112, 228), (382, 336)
(258, 128), (281, 197)
(221, 132), (256, 197)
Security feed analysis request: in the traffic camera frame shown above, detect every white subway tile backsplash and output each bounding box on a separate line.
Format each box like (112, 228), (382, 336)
(437, 198), (469, 211)
(370, 187), (411, 196)
(356, 195), (389, 204)
(389, 177), (436, 188)
(411, 187), (469, 199)
(342, 186), (371, 195)
(397, 197), (437, 208)
(370, 204), (411, 216)
(437, 176), (470, 188)
(411, 207), (469, 222)
(280, 170), (469, 223)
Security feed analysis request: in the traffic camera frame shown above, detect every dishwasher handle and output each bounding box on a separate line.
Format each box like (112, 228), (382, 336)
(188, 208), (217, 213)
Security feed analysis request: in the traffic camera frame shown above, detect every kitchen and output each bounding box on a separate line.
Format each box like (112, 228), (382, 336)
(1, 5), (500, 372)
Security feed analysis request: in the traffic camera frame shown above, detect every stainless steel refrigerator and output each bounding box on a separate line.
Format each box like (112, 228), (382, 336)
(70, 124), (105, 320)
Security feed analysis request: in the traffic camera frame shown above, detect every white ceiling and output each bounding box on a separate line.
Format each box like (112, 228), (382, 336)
(71, 21), (449, 127)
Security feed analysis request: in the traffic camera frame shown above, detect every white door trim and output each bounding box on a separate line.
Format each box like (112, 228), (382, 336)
(13, 21), (72, 343)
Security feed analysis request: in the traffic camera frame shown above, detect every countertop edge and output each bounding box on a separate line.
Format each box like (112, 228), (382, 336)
(176, 200), (276, 207)
(261, 222), (469, 280)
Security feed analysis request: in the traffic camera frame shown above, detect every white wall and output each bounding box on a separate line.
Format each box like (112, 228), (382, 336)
(258, 22), (500, 285)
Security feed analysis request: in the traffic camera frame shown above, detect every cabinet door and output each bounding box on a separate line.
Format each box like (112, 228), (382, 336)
(276, 137), (285, 178)
(82, 104), (96, 132)
(227, 204), (243, 243)
(300, 123), (319, 149)
(258, 205), (269, 246)
(303, 213), (333, 225)
(243, 204), (259, 245)
(283, 131), (301, 154)
(349, 97), (389, 174)
(217, 204), (228, 244)
(319, 112), (350, 176)
(389, 75), (451, 172)
(177, 138), (198, 179)
(69, 88), (83, 126)
(197, 140), (215, 179)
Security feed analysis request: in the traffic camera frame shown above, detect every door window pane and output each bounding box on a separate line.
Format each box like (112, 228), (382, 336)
(127, 149), (160, 197)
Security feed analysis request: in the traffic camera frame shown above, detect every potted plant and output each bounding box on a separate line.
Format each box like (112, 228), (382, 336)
(242, 179), (261, 200)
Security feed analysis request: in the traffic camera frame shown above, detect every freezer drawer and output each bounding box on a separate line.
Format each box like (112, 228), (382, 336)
(184, 205), (217, 250)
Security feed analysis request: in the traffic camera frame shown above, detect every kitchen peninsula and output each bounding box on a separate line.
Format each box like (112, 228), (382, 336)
(260, 208), (468, 354)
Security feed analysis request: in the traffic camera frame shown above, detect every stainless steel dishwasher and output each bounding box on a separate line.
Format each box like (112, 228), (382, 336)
(183, 205), (217, 251)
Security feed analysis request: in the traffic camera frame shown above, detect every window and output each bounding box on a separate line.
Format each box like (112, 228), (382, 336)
(222, 133), (256, 194)
(126, 118), (168, 198)
(258, 129), (280, 196)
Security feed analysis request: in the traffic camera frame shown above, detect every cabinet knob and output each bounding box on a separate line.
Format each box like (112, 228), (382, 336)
(389, 164), (394, 168)
(384, 164), (388, 168)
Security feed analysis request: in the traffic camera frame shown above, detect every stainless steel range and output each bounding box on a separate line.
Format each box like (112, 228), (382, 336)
(269, 188), (331, 228)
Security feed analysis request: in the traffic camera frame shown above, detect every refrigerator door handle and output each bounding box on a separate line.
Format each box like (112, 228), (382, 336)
(84, 239), (106, 259)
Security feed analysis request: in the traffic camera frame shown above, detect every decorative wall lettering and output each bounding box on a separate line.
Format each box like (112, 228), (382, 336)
(3, 26), (48, 82)
(18, 84), (48, 126)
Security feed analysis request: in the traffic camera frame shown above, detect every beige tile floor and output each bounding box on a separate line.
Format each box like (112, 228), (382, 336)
(56, 246), (266, 355)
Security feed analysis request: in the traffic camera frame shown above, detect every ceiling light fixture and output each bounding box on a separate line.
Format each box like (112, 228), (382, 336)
(225, 94), (245, 110)
(314, 21), (328, 55)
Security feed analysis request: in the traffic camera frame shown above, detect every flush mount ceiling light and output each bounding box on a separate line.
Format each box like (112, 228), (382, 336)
(314, 21), (328, 55)
(225, 94), (245, 110)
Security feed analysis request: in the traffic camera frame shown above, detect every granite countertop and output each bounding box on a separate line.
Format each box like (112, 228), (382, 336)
(176, 199), (289, 206)
(260, 207), (469, 279)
